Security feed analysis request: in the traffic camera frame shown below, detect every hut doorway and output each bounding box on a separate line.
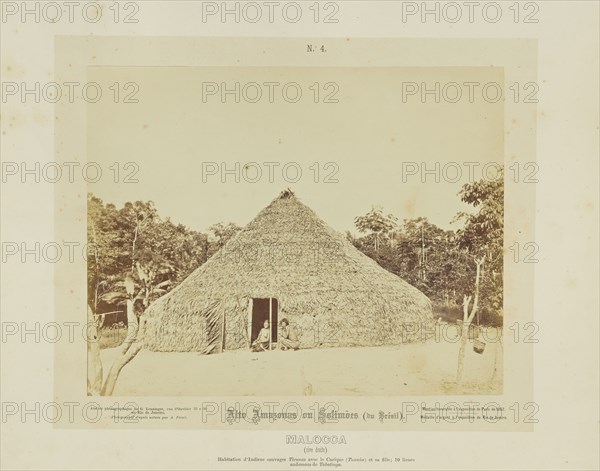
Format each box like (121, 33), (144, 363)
(249, 298), (278, 349)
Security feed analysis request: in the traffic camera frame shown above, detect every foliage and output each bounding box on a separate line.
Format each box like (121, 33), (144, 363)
(454, 169), (504, 313)
(87, 193), (240, 323)
(350, 216), (473, 304)
(89, 170), (503, 327)
(354, 207), (398, 251)
(207, 222), (243, 256)
(351, 170), (504, 323)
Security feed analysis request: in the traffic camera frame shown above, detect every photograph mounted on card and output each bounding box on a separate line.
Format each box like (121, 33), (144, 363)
(53, 36), (536, 430)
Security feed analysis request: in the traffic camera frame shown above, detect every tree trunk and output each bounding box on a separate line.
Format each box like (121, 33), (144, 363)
(120, 298), (138, 355)
(456, 256), (484, 384)
(87, 305), (103, 396)
(101, 316), (145, 396)
(100, 299), (144, 396)
(101, 343), (143, 396)
(131, 221), (139, 273)
(456, 300), (471, 384)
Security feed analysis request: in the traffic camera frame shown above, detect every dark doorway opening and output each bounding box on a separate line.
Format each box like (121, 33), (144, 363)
(250, 298), (278, 348)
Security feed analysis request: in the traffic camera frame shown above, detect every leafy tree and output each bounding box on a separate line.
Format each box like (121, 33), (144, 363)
(354, 207), (398, 251)
(208, 222), (242, 256)
(87, 193), (243, 395)
(454, 169), (504, 314)
(99, 263), (172, 396)
(351, 216), (471, 305)
(87, 193), (212, 321)
(350, 170), (503, 323)
(450, 169), (504, 383)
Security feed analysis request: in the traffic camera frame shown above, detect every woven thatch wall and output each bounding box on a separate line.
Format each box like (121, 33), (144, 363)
(143, 191), (433, 352)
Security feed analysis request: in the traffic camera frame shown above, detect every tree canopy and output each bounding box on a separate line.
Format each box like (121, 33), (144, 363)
(87, 194), (240, 321)
(89, 169), (503, 326)
(350, 171), (504, 322)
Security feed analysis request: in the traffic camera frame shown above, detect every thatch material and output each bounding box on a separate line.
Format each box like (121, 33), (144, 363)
(143, 190), (433, 352)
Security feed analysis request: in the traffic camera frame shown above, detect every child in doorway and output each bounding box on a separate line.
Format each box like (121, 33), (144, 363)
(251, 320), (270, 352)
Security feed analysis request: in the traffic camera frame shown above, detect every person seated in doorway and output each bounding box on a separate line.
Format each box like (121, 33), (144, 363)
(279, 318), (300, 351)
(251, 320), (270, 352)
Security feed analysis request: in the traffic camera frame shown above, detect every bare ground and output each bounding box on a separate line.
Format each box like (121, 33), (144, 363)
(100, 333), (503, 396)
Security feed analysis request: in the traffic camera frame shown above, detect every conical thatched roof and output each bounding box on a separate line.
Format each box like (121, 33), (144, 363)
(143, 190), (432, 352)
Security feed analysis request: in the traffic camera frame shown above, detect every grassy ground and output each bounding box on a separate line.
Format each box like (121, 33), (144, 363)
(98, 326), (128, 350)
(433, 303), (503, 327)
(100, 329), (503, 396)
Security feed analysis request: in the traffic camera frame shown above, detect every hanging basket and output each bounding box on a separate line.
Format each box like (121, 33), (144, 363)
(473, 338), (486, 354)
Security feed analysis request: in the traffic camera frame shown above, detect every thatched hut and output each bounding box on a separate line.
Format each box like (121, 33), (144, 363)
(143, 190), (433, 352)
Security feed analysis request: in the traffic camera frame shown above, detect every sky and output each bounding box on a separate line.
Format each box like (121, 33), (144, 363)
(87, 65), (503, 234)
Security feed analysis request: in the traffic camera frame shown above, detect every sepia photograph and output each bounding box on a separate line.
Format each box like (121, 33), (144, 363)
(83, 64), (505, 398)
